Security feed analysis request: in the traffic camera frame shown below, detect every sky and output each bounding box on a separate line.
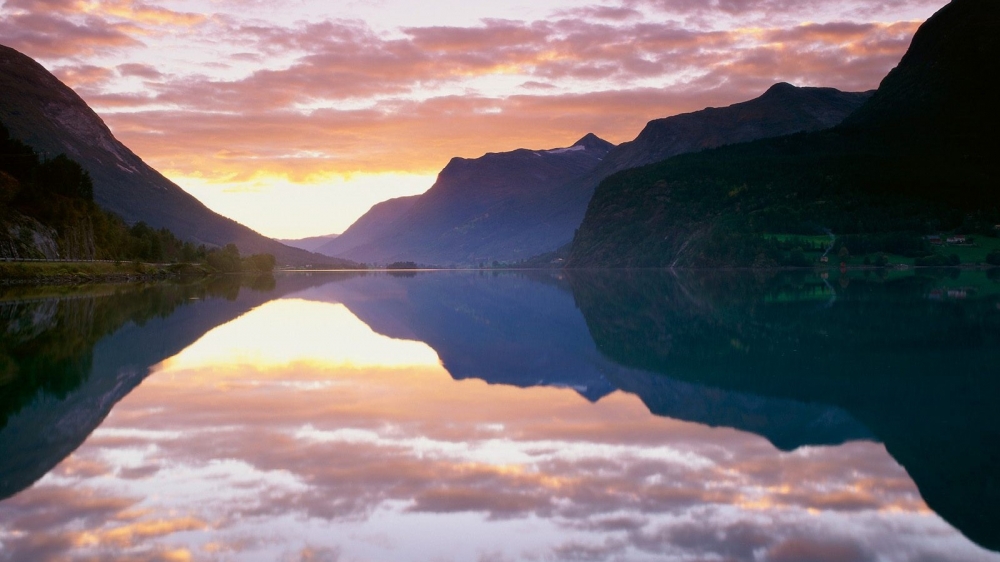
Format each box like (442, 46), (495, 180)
(0, 0), (947, 239)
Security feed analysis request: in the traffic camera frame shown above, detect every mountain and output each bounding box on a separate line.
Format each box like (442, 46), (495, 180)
(532, 85), (871, 255)
(322, 87), (868, 266)
(842, 0), (999, 140)
(316, 195), (418, 259)
(0, 45), (352, 267)
(277, 233), (340, 253)
(567, 0), (1000, 268)
(602, 83), (872, 173)
(319, 135), (615, 266)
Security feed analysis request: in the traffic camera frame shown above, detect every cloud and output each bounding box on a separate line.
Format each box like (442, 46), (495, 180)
(116, 63), (164, 80)
(0, 12), (142, 58)
(53, 12), (918, 186)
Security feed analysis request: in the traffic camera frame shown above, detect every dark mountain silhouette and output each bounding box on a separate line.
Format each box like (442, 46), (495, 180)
(0, 45), (351, 267)
(319, 136), (615, 265)
(322, 86), (868, 266)
(842, 0), (999, 141)
(568, 0), (1000, 268)
(569, 269), (1000, 553)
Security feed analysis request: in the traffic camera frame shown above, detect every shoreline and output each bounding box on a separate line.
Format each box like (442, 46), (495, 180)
(0, 261), (206, 286)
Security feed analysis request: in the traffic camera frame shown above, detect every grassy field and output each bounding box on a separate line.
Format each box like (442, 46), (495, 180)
(769, 233), (1000, 267)
(929, 236), (1000, 264)
(768, 234), (835, 247)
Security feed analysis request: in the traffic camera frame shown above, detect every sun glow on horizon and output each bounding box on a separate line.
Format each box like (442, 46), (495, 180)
(169, 172), (437, 239)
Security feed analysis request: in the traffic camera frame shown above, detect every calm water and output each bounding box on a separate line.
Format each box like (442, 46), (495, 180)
(1, 270), (999, 561)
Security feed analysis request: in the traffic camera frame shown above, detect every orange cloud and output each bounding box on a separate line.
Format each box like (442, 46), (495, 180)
(40, 14), (916, 187)
(84, 0), (207, 28)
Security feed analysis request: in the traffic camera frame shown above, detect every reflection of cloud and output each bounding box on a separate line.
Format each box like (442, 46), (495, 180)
(298, 546), (341, 562)
(2, 297), (994, 562)
(766, 537), (875, 562)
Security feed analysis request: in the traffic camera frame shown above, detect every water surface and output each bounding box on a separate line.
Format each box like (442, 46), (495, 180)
(1, 270), (998, 561)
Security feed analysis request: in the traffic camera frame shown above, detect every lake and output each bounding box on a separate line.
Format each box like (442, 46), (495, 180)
(1, 270), (999, 561)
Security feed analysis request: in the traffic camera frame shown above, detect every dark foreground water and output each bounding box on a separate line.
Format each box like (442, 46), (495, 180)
(1, 270), (999, 561)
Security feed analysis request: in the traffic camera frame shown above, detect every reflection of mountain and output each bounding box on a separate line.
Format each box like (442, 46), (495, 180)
(4, 272), (996, 554)
(295, 272), (617, 401)
(0, 274), (343, 501)
(569, 270), (1000, 553)
(295, 272), (871, 449)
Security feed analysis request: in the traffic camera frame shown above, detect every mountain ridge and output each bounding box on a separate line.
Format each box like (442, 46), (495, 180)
(319, 135), (615, 265)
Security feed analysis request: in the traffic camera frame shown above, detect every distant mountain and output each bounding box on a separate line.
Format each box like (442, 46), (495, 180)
(320, 135), (615, 266)
(324, 87), (868, 266)
(0, 45), (351, 267)
(568, 0), (1000, 268)
(317, 195), (418, 259)
(277, 233), (340, 253)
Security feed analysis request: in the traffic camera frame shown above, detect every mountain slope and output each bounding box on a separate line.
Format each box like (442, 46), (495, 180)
(277, 233), (340, 253)
(568, 0), (1000, 268)
(0, 45), (351, 267)
(842, 0), (999, 140)
(317, 195), (418, 259)
(324, 135), (615, 265)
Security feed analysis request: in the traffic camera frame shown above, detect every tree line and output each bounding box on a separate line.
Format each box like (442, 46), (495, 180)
(1, 121), (273, 272)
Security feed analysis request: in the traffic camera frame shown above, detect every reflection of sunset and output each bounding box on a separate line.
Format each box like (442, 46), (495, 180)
(158, 299), (442, 372)
(1, 297), (995, 562)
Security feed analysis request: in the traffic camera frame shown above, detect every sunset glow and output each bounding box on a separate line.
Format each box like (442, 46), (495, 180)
(0, 0), (944, 236)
